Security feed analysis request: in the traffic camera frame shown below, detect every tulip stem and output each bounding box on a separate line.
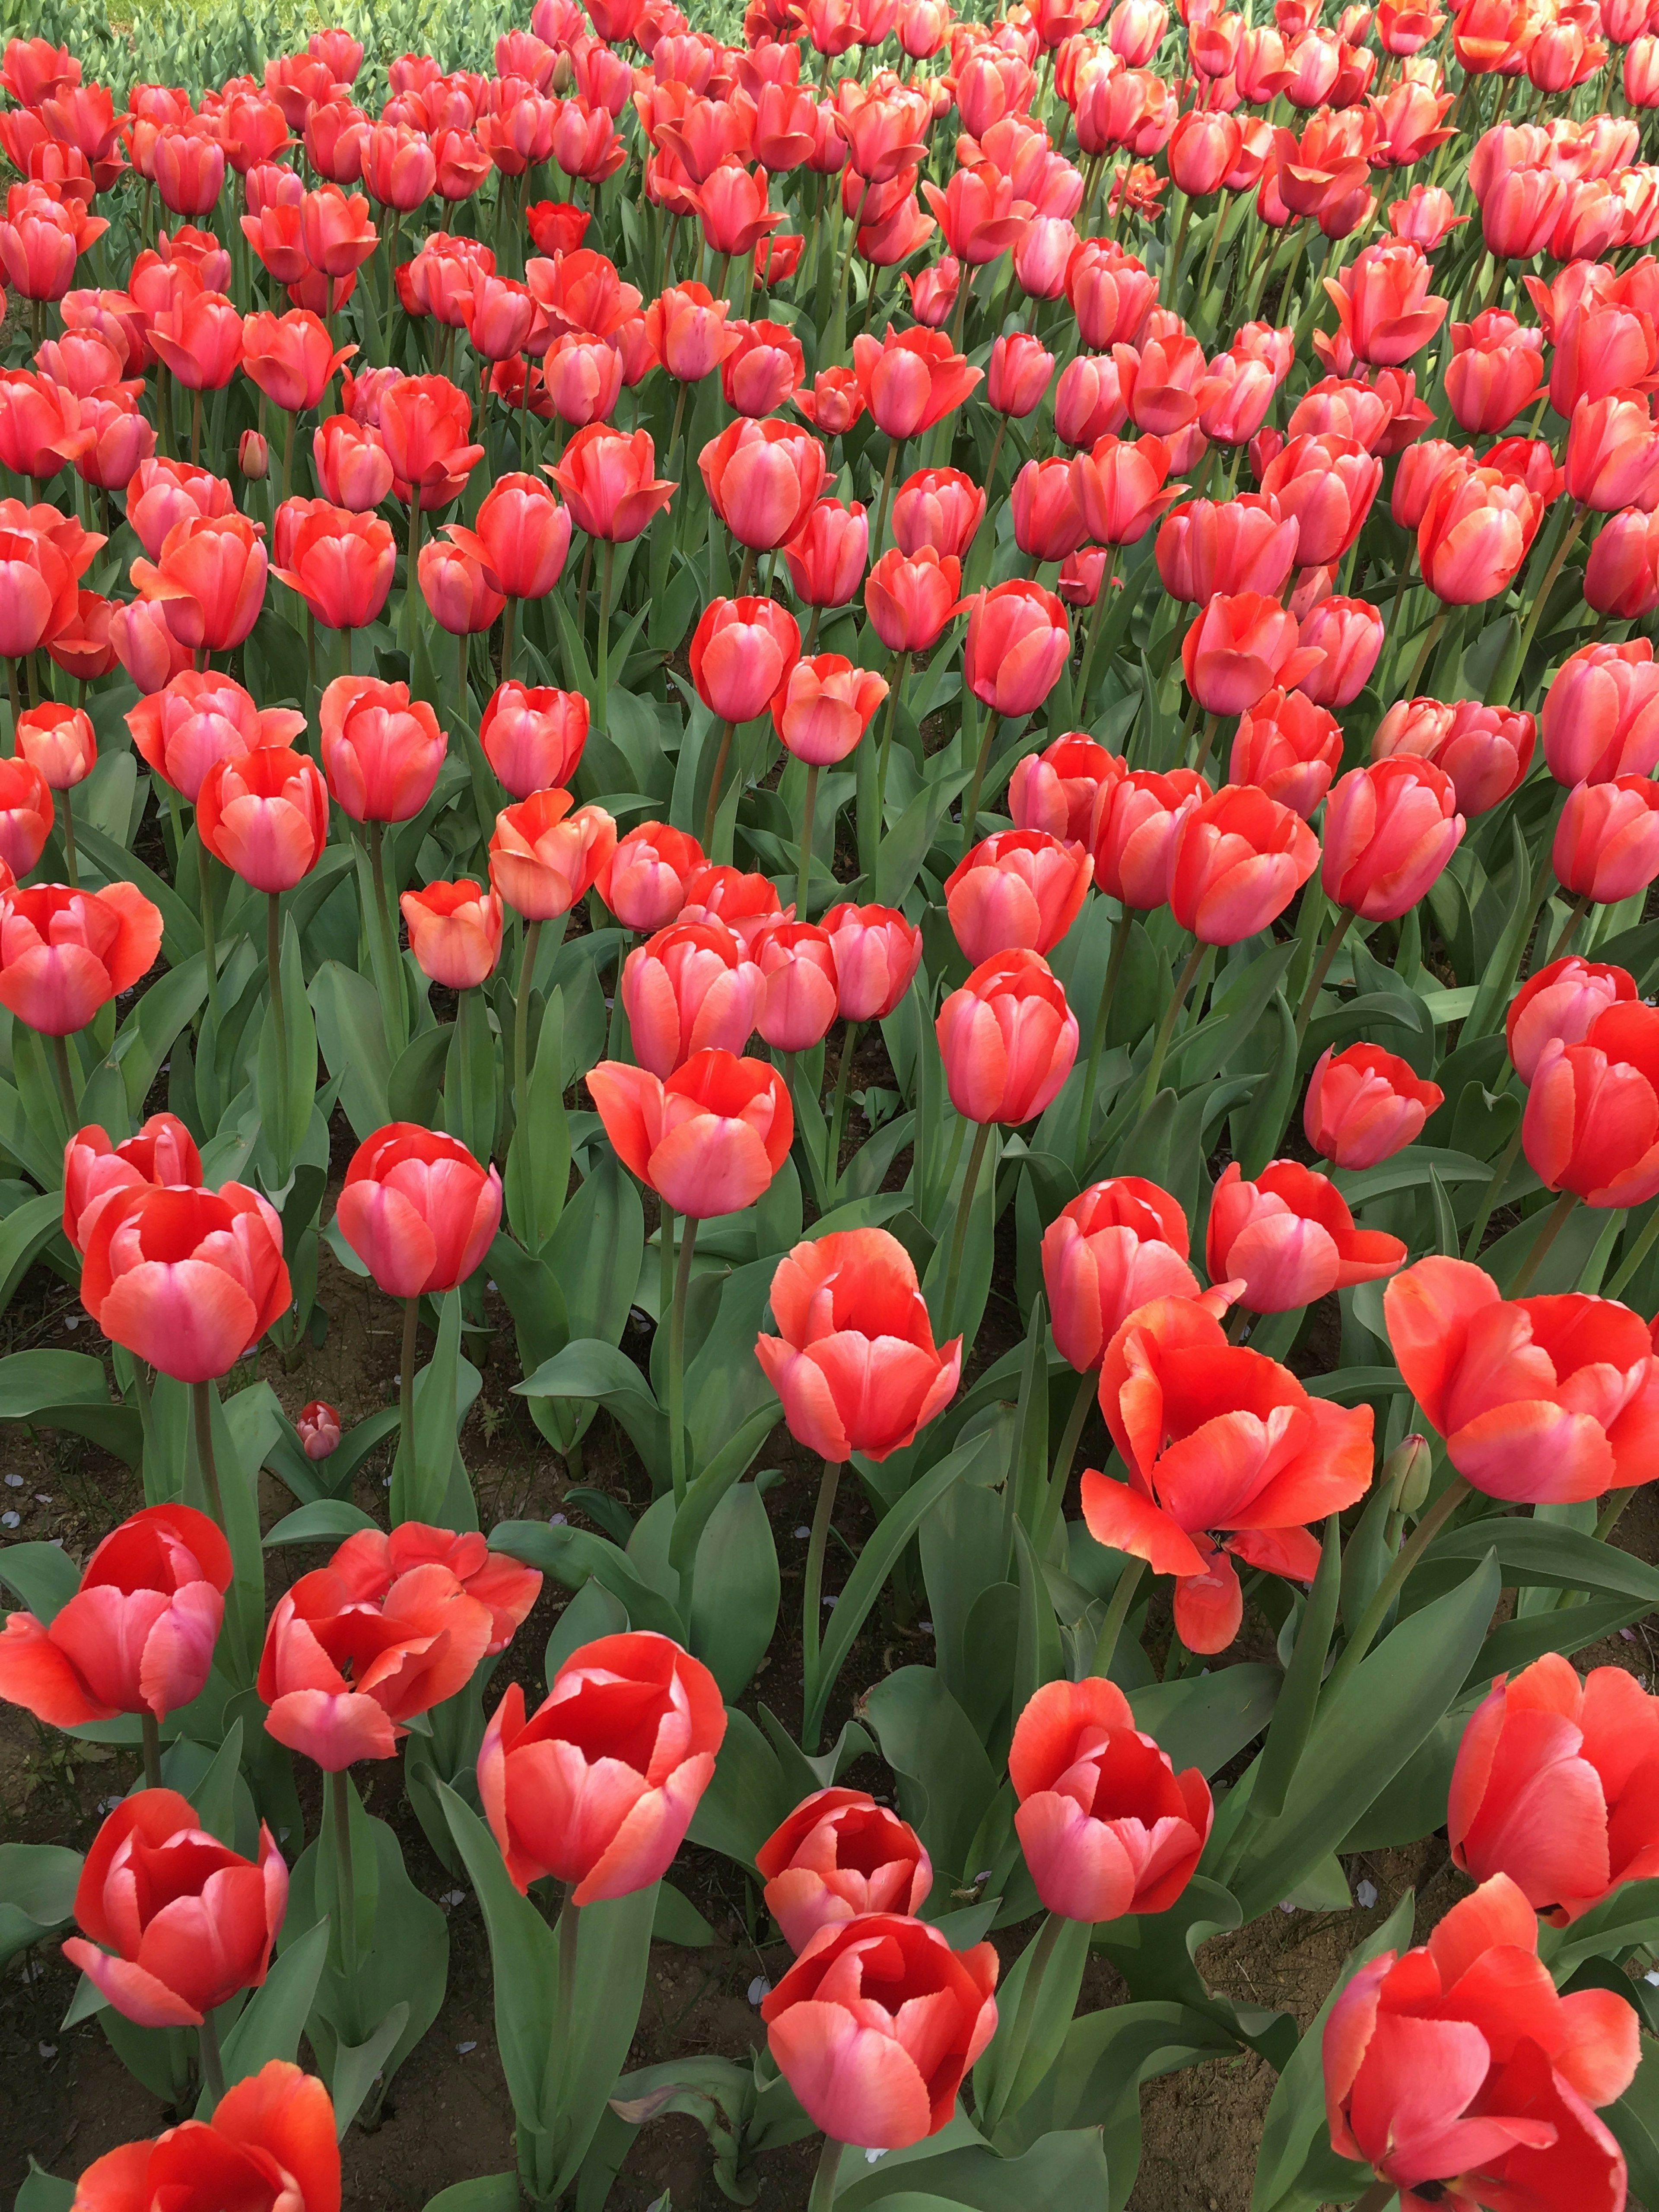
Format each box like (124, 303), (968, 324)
(1293, 909), (1355, 1048)
(1192, 711), (1223, 780)
(1398, 608), (1447, 706)
(667, 1215), (698, 1507)
(1042, 1369), (1097, 1548)
(1462, 1118), (1524, 1262)
(806, 2134), (844, 2212)
(328, 1770), (360, 1978)
(556, 1896), (581, 2065)
(1349, 2180), (1399, 2212)
(872, 435), (901, 558)
(874, 650), (909, 861)
(1090, 1555), (1145, 1679)
(1141, 941), (1207, 1115)
(701, 720), (736, 849)
(397, 1296), (419, 1520)
(404, 496), (422, 670)
(197, 2009), (225, 2111)
(60, 791), (77, 887)
(825, 1021), (860, 1193)
(1507, 1188), (1576, 1297)
(795, 763), (819, 918)
(1545, 891), (1594, 966)
(190, 1378), (226, 1535)
(513, 917), (543, 1136)
(1595, 1484), (1638, 1543)
(1073, 547), (1121, 715)
(982, 1911), (1066, 2136)
(140, 1709), (162, 1793)
(197, 842), (220, 1029)
(1073, 911), (1132, 1179)
(959, 707), (999, 861)
(594, 540), (615, 737)
(49, 1033), (77, 1132)
(940, 1118), (994, 1342)
(1497, 504), (1588, 708)
(367, 821), (406, 1058)
(1325, 1475), (1472, 1700)
(801, 1458), (843, 1752)
(266, 890), (289, 1101)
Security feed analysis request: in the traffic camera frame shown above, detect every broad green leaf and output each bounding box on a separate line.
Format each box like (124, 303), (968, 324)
(202, 1919), (330, 2114)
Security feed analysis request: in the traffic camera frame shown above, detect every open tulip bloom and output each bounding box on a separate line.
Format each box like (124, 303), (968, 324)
(11, 5), (1659, 2210)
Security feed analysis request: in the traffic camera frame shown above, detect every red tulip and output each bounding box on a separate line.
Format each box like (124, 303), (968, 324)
(1208, 1158), (1406, 1311)
(772, 654), (887, 765)
(863, 545), (962, 653)
(377, 372), (485, 506)
(820, 900), (922, 1020)
(752, 921), (839, 1051)
(851, 324), (981, 441)
(479, 681), (585, 800)
(130, 512), (267, 654)
(1167, 784), (1321, 945)
(1554, 776), (1659, 905)
(903, 254), (960, 326)
(0, 880), (161, 1035)
(1042, 1177), (1199, 1372)
(1084, 1294), (1373, 1651)
(298, 1400), (340, 1459)
(1010, 1676), (1212, 1921)
(1071, 429), (1182, 547)
(335, 1124), (502, 1297)
(1446, 307), (1545, 432)
(127, 670), (303, 803)
(1450, 1653), (1659, 1922)
(1522, 999), (1659, 1208)
(756, 1224), (961, 1460)
(418, 523), (505, 634)
(944, 827), (1093, 965)
(1541, 639), (1659, 787)
(1416, 461), (1543, 604)
(1009, 733), (1125, 846)
(240, 307), (353, 414)
(311, 412), (394, 510)
(400, 877), (503, 988)
(757, 1786), (932, 1954)
(1324, 238), (1446, 366)
(963, 579), (1070, 718)
(63, 1789), (286, 2028)
(1258, 432), (1382, 569)
(620, 918), (762, 1075)
(675, 868), (789, 946)
(699, 414), (826, 551)
(1324, 1874), (1636, 2212)
(1293, 593), (1383, 708)
(1321, 757), (1464, 921)
(543, 417), (673, 539)
(0, 753), (51, 877)
(1228, 688), (1342, 819)
(792, 365), (864, 435)
(1157, 492), (1300, 604)
(644, 279), (739, 382)
(1182, 592), (1319, 715)
(63, 1113), (201, 1254)
(0, 1502), (229, 1727)
(110, 590), (197, 696)
(79, 1181), (289, 1383)
(596, 822), (706, 934)
(480, 1632), (725, 1901)
(587, 1049), (792, 1217)
(318, 1520), (540, 1657)
(474, 471), (572, 600)
(1586, 507), (1659, 621)
(68, 2060), (339, 2212)
(692, 158), (782, 256)
(761, 1913), (998, 2150)
(1305, 1043), (1444, 1169)
(987, 330), (1055, 418)
(272, 500), (394, 631)
(936, 948), (1079, 1125)
(1508, 955), (1639, 1084)
(1092, 767), (1207, 909)
(721, 318), (803, 416)
(689, 594), (800, 725)
(1372, 696), (1535, 816)
(197, 745), (327, 894)
(320, 674), (446, 823)
(782, 497), (868, 609)
(923, 157), (1030, 265)
(1066, 236), (1158, 348)
(489, 789), (616, 923)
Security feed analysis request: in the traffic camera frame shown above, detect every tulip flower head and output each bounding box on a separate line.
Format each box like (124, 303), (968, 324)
(335, 1124), (502, 1298)
(756, 1786), (932, 1954)
(67, 2060), (340, 2212)
(1208, 1159), (1407, 1312)
(1304, 1043), (1444, 1170)
(1042, 1178), (1200, 1372)
(588, 1049), (793, 1217)
(79, 1181), (289, 1384)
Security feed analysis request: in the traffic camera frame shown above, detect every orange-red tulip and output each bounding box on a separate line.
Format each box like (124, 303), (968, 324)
(0, 880), (161, 1034)
(335, 1123), (502, 1297)
(587, 1049), (793, 1216)
(79, 1180), (289, 1383)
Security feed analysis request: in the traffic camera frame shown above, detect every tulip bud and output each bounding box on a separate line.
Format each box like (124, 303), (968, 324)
(298, 1398), (342, 1458)
(238, 428), (269, 480)
(1385, 1433), (1433, 1514)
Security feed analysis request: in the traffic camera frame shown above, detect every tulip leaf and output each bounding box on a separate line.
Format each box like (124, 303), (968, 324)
(1606, 2033), (1659, 2212)
(262, 1499), (380, 1547)
(330, 2002), (410, 2140)
(1542, 1878), (1659, 1983)
(75, 820), (203, 965)
(420, 2181), (521, 2212)
(119, 950), (209, 1119)
(202, 1917), (330, 2115)
(839, 2126), (1115, 2212)
(514, 1338), (668, 1483)
(652, 1880), (717, 1949)
(1127, 1664), (1281, 1782)
(686, 1704), (794, 1867)
(489, 1518), (686, 1643)
(0, 1843), (82, 1969)
(254, 909), (319, 1187)
(1424, 1517), (1659, 1607)
(974, 1913), (1092, 2146)
(860, 1666), (1001, 1887)
(13, 2162), (74, 2212)
(310, 959), (392, 1142)
(0, 1539), (82, 1627)
(0, 1195), (71, 1317)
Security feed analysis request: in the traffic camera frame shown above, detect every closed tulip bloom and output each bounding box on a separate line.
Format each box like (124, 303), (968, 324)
(1373, 696), (1535, 817)
(1508, 956), (1638, 1085)
(126, 672), (301, 806)
(587, 1049), (793, 1217)
(758, 1787), (931, 1955)
(862, 545), (961, 655)
(1523, 1001), (1659, 1209)
(936, 949), (1078, 1125)
(1554, 775), (1659, 905)
(1322, 757), (1464, 921)
(944, 828), (1093, 965)
(761, 1912), (998, 2151)
(1052, 351), (1133, 449)
(1389, 440), (1474, 535)
(1323, 1875), (1637, 2212)
(0, 881), (161, 1034)
(1157, 493), (1300, 604)
(1385, 1253), (1659, 1502)
(852, 324), (981, 442)
(62, 1789), (286, 2029)
(644, 280), (738, 383)
(1093, 767), (1208, 909)
(400, 877), (502, 988)
(0, 754), (52, 877)
(1071, 429), (1183, 547)
(319, 674), (445, 823)
(1258, 433), (1381, 569)
(751, 922), (839, 1052)
(479, 682), (586, 800)
(480, 1631), (725, 1902)
(793, 366), (864, 436)
(1208, 1158), (1406, 1311)
(772, 654), (887, 765)
(377, 372), (485, 499)
(11, 703), (89, 799)
(335, 1124), (501, 1297)
(699, 415), (826, 552)
(1084, 1294), (1373, 1651)
(197, 746), (327, 894)
(538, 331), (625, 429)
(1066, 237), (1157, 349)
(893, 465), (988, 566)
(1564, 392), (1659, 515)
(1011, 1676), (1212, 1923)
(0, 1502), (229, 1728)
(721, 318), (803, 416)
(1586, 507), (1659, 621)
(311, 412), (394, 511)
(146, 291), (245, 394)
(1229, 688), (1343, 819)
(782, 498), (868, 609)
(1010, 733), (1125, 846)
(489, 790), (617, 922)
(417, 523), (504, 634)
(1042, 1177), (1199, 1372)
(1450, 1653), (1659, 1923)
(130, 512), (267, 655)
(260, 1542), (495, 1770)
(69, 2059), (340, 2212)
(689, 594), (800, 724)
(1168, 784), (1321, 945)
(693, 158), (782, 257)
(597, 822), (706, 934)
(987, 331), (1054, 420)
(755, 1227), (961, 1460)
(240, 308), (353, 414)
(1182, 592), (1322, 716)
(1324, 239), (1446, 368)
(820, 900), (922, 1020)
(272, 502), (394, 631)
(1446, 308), (1545, 434)
(1416, 462), (1543, 605)
(963, 580), (1070, 718)
(63, 1115), (201, 1255)
(1292, 594), (1382, 709)
(620, 919), (763, 1075)
(1009, 455), (1089, 564)
(1305, 1043), (1443, 1170)
(474, 472), (571, 600)
(1542, 640), (1659, 787)
(79, 1181), (289, 1384)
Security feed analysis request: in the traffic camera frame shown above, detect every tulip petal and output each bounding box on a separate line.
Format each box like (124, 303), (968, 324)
(61, 1937), (204, 2028)
(766, 1996), (934, 2150)
(262, 1687), (400, 1770)
(1080, 1469), (1208, 1575)
(0, 1607), (115, 1725)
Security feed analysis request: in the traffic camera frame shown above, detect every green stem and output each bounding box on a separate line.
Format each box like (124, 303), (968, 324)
(1141, 941), (1207, 1114)
(1046, 1367), (1096, 1531)
(1507, 1188), (1576, 1296)
(1325, 1477), (1472, 1697)
(513, 917), (543, 1127)
(959, 707), (1000, 861)
(806, 2134), (845, 2212)
(1546, 891), (1594, 966)
(873, 435), (902, 557)
(983, 1912), (1067, 2133)
(874, 650), (909, 857)
(1349, 2182), (1398, 2212)
(1595, 1485), (1637, 1543)
(796, 763), (819, 917)
(1195, 188), (1230, 299)
(801, 1457), (843, 1750)
(49, 1031), (78, 1130)
(60, 789), (77, 887)
(1293, 909), (1355, 1047)
(940, 1119), (993, 1341)
(368, 819), (405, 1056)
(556, 1894), (580, 2062)
(191, 1376), (226, 1532)
(826, 1021), (860, 1192)
(266, 890), (287, 1088)
(1465, 1117), (1525, 1262)
(404, 496), (421, 666)
(659, 1201), (674, 1341)
(141, 1708), (162, 1792)
(1073, 912), (1132, 1178)
(1606, 1206), (1659, 1301)
(328, 1769), (359, 1976)
(701, 719), (736, 849)
(398, 1295), (418, 1513)
(1498, 503), (1587, 704)
(668, 1214), (698, 1506)
(197, 841), (220, 1027)
(1090, 1555), (1145, 1678)
(197, 2008), (226, 2110)
(1192, 711), (1222, 780)
(1398, 607), (1447, 706)
(1072, 547), (1121, 713)
(594, 540), (616, 736)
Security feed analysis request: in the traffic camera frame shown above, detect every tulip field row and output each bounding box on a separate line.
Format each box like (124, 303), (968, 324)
(4, 0), (1659, 2206)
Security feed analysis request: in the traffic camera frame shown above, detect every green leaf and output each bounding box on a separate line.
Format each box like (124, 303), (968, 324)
(0, 1194), (70, 1313)
(255, 911), (319, 1186)
(310, 959), (392, 1141)
(489, 1519), (686, 1641)
(1606, 2033), (1659, 2210)
(0, 1843), (82, 1966)
(331, 2002), (410, 2139)
(1543, 1878), (1659, 1982)
(515, 1338), (668, 1481)
(13, 2163), (74, 2212)
(438, 1785), (557, 2145)
(0, 1540), (81, 1625)
(974, 1915), (1091, 2142)
(652, 1879), (718, 1948)
(393, 1290), (464, 1529)
(686, 1704), (793, 1866)
(667, 1401), (781, 1578)
(1424, 1517), (1659, 1605)
(1251, 1515), (1341, 1821)
(421, 2182), (521, 2212)
(839, 2125), (1115, 2212)
(76, 819), (201, 963)
(121, 952), (209, 1118)
(202, 1918), (330, 2114)
(860, 1666), (1001, 1885)
(1127, 1666), (1280, 1780)
(506, 984), (571, 1254)
(263, 1499), (380, 1548)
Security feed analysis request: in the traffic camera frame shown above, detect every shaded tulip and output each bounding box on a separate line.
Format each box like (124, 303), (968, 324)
(320, 674), (446, 823)
(1554, 775), (1659, 905)
(0, 1503), (229, 1727)
(0, 754), (52, 876)
(1011, 1677), (1212, 1921)
(757, 1786), (932, 1954)
(474, 472), (572, 601)
(197, 745), (327, 893)
(1416, 461), (1543, 603)
(890, 466), (985, 559)
(479, 681), (585, 800)
(1304, 1043), (1443, 1170)
(1182, 592), (1322, 715)
(792, 366), (864, 435)
(1208, 1158), (1406, 1311)
(596, 821), (706, 934)
(489, 789), (617, 922)
(1157, 493), (1299, 604)
(772, 654), (887, 765)
(988, 331), (1055, 418)
(127, 670), (303, 803)
(1042, 1178), (1199, 1372)
(852, 324), (980, 440)
(1586, 508), (1659, 621)
(79, 1182), (289, 1384)
(1372, 696), (1535, 817)
(1523, 1001), (1659, 1208)
(586, 1049), (793, 1217)
(1565, 391), (1659, 515)
(755, 1227), (962, 1460)
(620, 918), (762, 1075)
(63, 1790), (286, 2028)
(782, 498), (868, 609)
(1083, 1295), (1374, 1651)
(944, 827), (1093, 965)
(1093, 766), (1208, 908)
(863, 545), (961, 653)
(936, 948), (1079, 1125)
(963, 579), (1070, 718)
(752, 921), (839, 1051)
(820, 900), (923, 1021)
(400, 877), (503, 988)
(0, 880), (161, 1034)
(298, 1400), (340, 1459)
(1168, 784), (1321, 944)
(1322, 757), (1464, 921)
(1010, 733), (1124, 846)
(130, 512), (267, 655)
(67, 2061), (340, 2212)
(272, 502), (394, 630)
(1067, 236), (1158, 349)
(63, 1114), (201, 1254)
(1508, 955), (1639, 1084)
(1229, 687), (1342, 819)
(335, 1124), (501, 1297)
